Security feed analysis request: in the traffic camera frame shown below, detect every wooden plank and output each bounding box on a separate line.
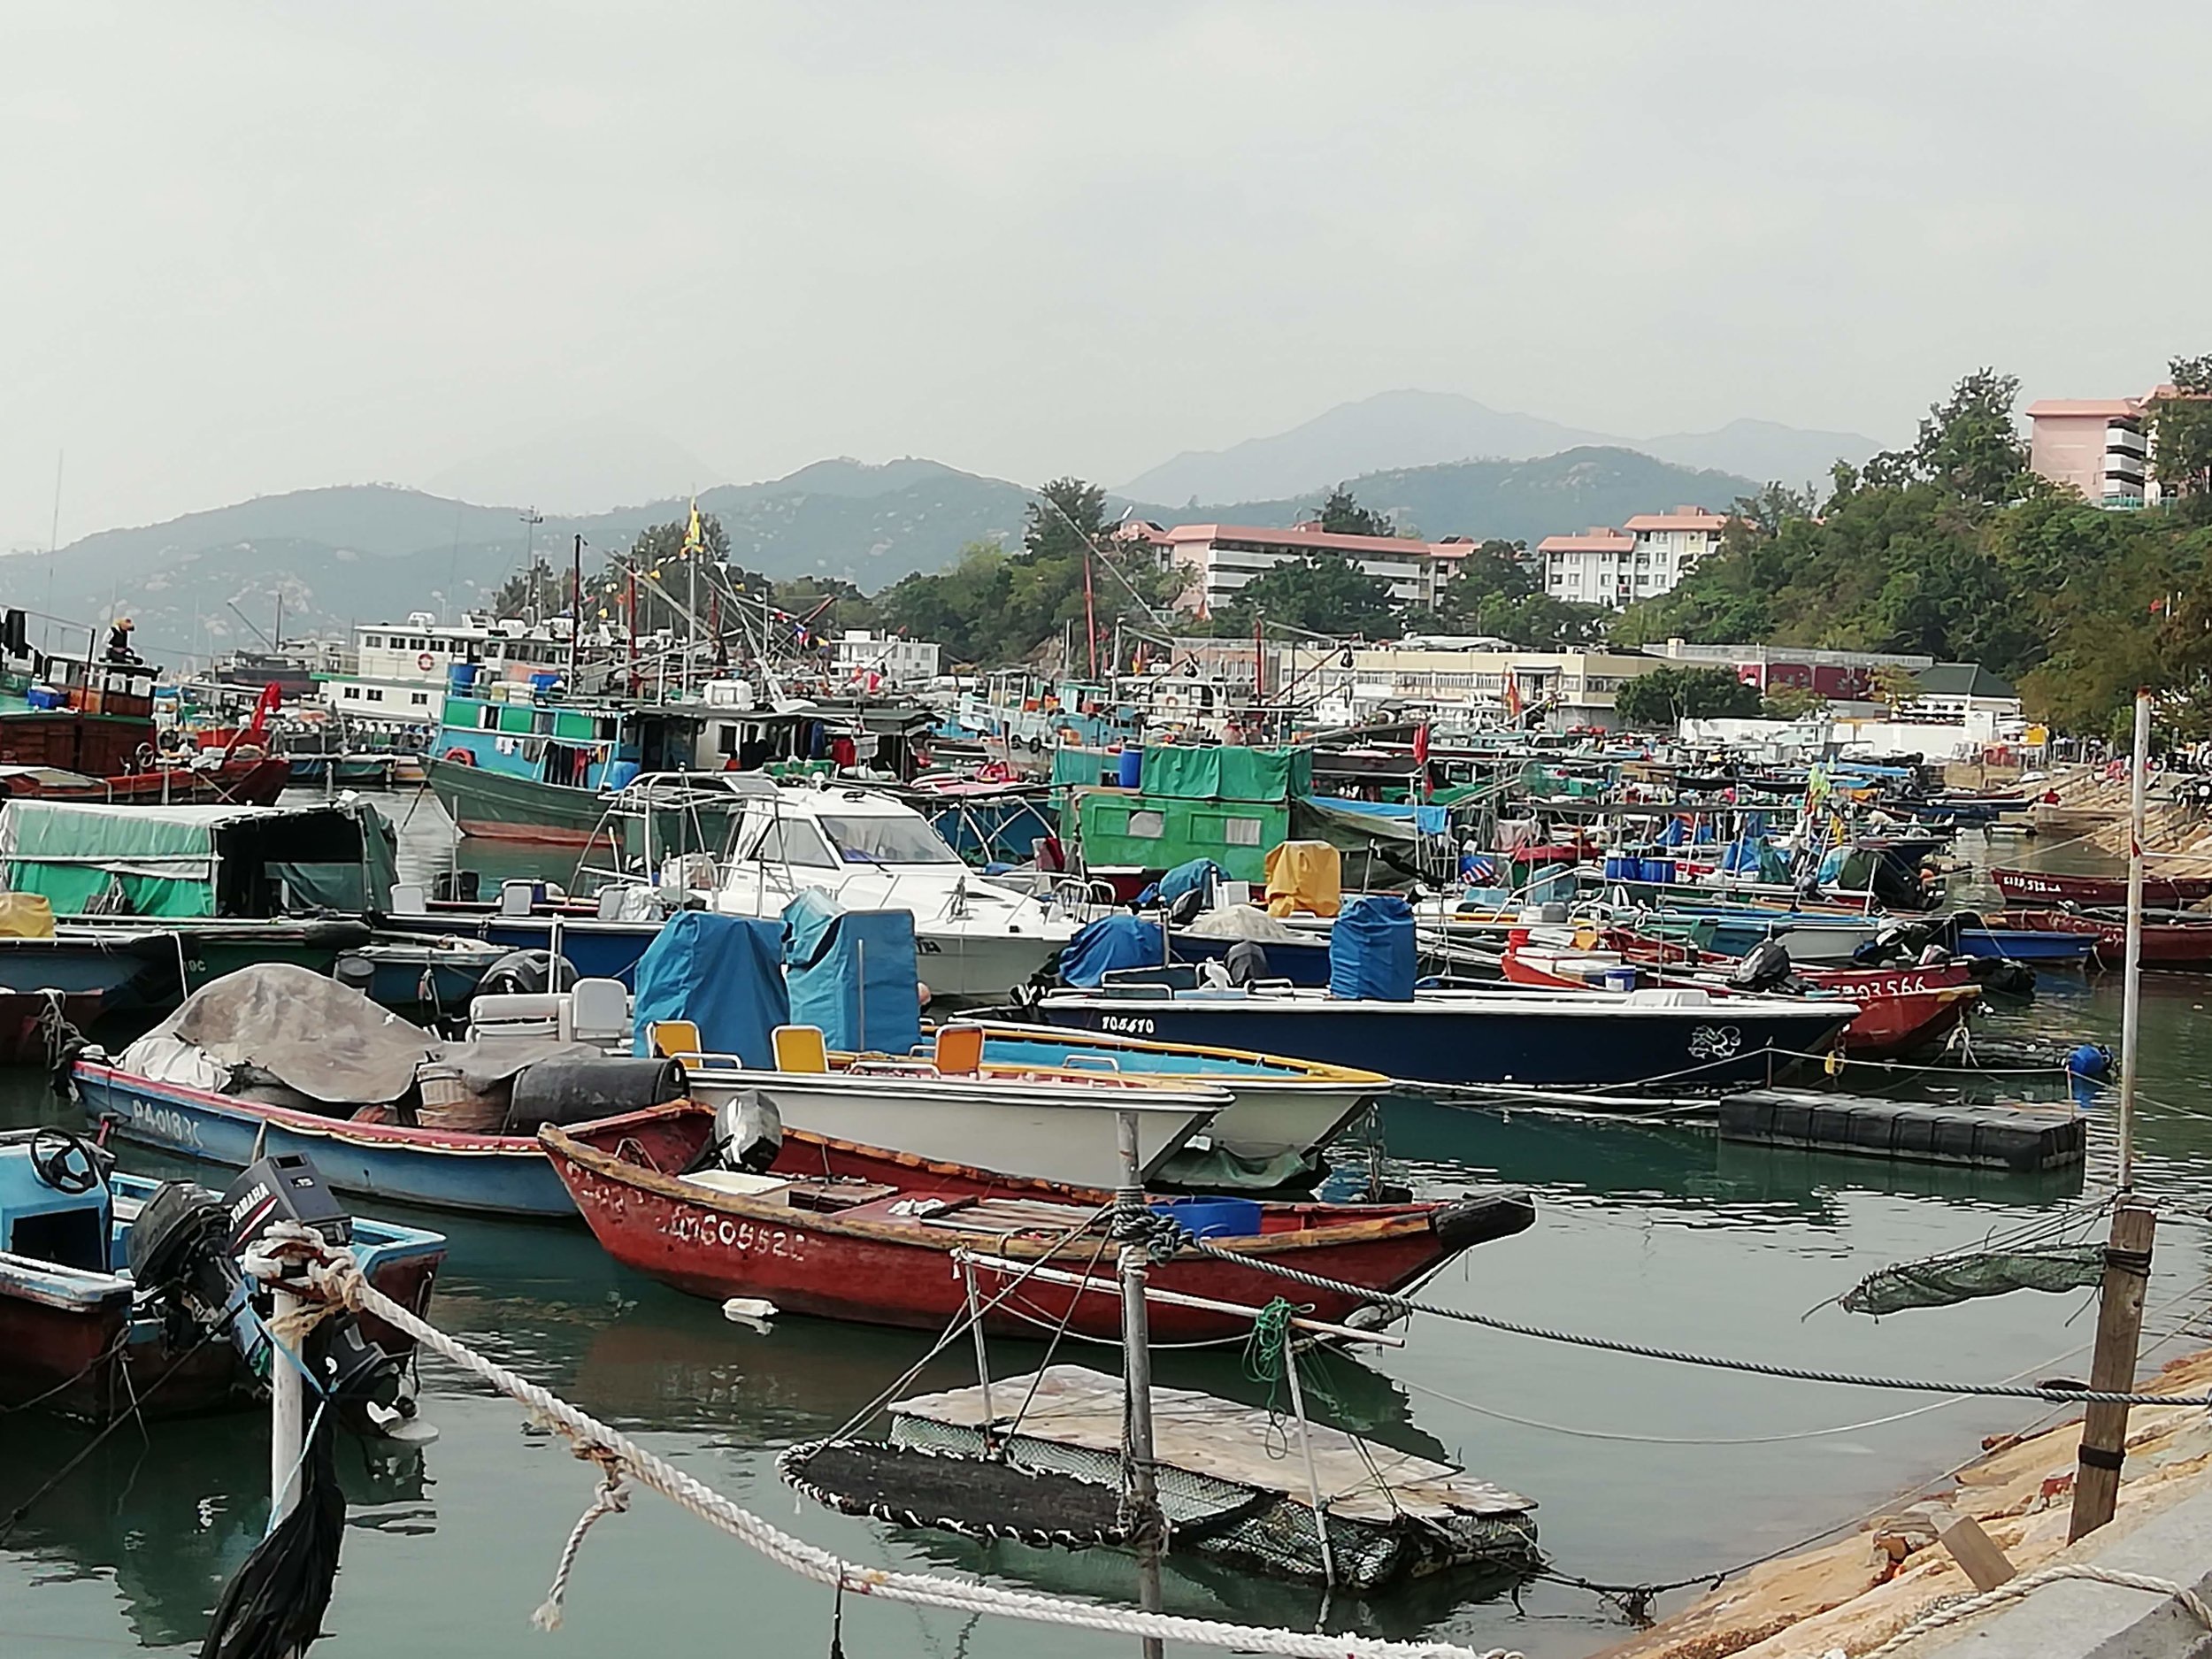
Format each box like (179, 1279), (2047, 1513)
(895, 1365), (1531, 1523)
(1938, 1516), (2017, 1592)
(2070, 1203), (2157, 1540)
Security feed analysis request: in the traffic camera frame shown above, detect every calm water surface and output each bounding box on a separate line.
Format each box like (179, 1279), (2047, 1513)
(4, 804), (2211, 1657)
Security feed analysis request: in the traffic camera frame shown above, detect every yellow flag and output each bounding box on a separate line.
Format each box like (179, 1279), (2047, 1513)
(684, 498), (703, 557)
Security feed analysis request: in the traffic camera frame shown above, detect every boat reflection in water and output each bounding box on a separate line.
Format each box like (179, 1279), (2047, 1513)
(0, 1409), (428, 1648)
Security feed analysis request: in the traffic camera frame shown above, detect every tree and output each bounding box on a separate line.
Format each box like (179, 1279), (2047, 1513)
(1410, 540), (1606, 648)
(2149, 354), (2212, 515)
(1614, 665), (1763, 728)
(1221, 554), (1396, 638)
(1023, 477), (1111, 562)
(1868, 664), (1923, 711)
(1761, 684), (1826, 719)
(1315, 485), (1394, 539)
(1911, 368), (2029, 508)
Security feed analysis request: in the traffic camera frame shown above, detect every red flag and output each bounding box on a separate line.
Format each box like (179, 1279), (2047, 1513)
(1412, 723), (1431, 765)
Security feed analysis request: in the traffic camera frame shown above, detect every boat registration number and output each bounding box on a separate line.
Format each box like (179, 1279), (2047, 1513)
(1098, 1015), (1156, 1036)
(664, 1210), (807, 1262)
(125, 1097), (205, 1150)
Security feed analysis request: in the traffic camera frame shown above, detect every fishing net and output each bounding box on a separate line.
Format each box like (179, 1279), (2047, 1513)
(1842, 1245), (2106, 1316)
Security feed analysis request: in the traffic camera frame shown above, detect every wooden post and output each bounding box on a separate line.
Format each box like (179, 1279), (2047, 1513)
(2069, 1202), (2156, 1541)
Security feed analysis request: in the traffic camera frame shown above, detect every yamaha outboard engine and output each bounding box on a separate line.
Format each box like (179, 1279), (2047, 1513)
(1726, 938), (1793, 993)
(687, 1087), (783, 1175)
(127, 1153), (403, 1416)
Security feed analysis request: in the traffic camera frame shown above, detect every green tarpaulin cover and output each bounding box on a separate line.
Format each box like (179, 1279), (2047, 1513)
(1141, 746), (1311, 803)
(0, 800), (397, 918)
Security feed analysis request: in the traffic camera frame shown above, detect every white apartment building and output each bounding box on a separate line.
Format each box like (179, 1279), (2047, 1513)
(1539, 507), (1729, 610)
(831, 629), (941, 688)
(1131, 522), (1462, 618)
(1538, 527), (1638, 607)
(1336, 644), (1664, 730)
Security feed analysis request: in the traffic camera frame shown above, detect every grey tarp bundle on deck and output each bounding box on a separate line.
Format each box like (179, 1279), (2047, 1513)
(117, 962), (595, 1108)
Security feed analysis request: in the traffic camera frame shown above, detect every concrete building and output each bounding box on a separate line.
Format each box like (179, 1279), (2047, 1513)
(2026, 398), (2149, 507)
(1644, 639), (1935, 701)
(1331, 643), (1666, 730)
(830, 629), (941, 689)
(1537, 527), (1638, 606)
(1538, 508), (1728, 609)
(1131, 522), (1462, 618)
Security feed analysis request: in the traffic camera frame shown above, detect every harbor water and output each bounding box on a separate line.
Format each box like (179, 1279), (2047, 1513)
(4, 799), (2210, 1657)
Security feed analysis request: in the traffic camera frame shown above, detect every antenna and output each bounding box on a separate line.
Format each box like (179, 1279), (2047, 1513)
(519, 507), (544, 621)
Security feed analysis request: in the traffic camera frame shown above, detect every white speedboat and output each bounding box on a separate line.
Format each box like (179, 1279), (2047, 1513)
(701, 782), (1079, 1000)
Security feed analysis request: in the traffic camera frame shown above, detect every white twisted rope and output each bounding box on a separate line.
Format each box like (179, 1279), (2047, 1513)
(533, 1455), (630, 1631)
(1836, 1563), (2212, 1659)
(307, 1250), (1520, 1659)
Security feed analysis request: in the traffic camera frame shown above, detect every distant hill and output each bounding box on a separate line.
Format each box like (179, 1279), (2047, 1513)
(1117, 388), (1879, 503)
(20, 447), (1755, 667)
(1118, 447), (1758, 548)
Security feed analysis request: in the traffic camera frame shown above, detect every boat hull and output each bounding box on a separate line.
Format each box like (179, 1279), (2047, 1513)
(73, 1064), (576, 1218)
(382, 909), (659, 983)
(1029, 992), (1853, 1090)
(425, 756), (612, 846)
(1992, 866), (2212, 907)
(2005, 909), (2212, 968)
(542, 1105), (1531, 1342)
(680, 1062), (1220, 1190)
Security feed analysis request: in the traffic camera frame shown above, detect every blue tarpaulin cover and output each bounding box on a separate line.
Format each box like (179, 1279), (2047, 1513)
(1136, 856), (1225, 909)
(630, 911), (787, 1065)
(1058, 915), (1165, 987)
(1327, 895), (1415, 1002)
(1307, 795), (1449, 835)
(782, 889), (922, 1056)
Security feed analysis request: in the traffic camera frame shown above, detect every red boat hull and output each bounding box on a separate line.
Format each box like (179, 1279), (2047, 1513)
(545, 1105), (1531, 1343)
(1991, 867), (2212, 908)
(0, 756), (291, 808)
(0, 1253), (439, 1422)
(2004, 909), (2212, 968)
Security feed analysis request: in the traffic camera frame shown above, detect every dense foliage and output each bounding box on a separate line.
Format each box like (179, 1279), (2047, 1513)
(1405, 540), (1608, 648)
(877, 479), (1187, 669)
(1613, 665), (1763, 726)
(1611, 365), (2212, 738)
(1315, 483), (1396, 539)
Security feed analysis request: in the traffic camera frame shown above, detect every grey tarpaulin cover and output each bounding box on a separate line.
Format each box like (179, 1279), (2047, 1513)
(1841, 1245), (2106, 1317)
(116, 962), (595, 1108)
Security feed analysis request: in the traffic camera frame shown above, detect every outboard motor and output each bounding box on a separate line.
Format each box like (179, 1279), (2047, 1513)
(475, 949), (578, 1000)
(1220, 939), (1271, 987)
(127, 1153), (403, 1417)
(710, 1087), (783, 1174)
(1726, 938), (1793, 993)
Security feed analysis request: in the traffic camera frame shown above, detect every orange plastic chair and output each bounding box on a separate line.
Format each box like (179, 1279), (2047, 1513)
(933, 1025), (985, 1076)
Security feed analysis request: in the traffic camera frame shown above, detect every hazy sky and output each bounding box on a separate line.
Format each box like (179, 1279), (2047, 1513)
(7, 1), (2209, 543)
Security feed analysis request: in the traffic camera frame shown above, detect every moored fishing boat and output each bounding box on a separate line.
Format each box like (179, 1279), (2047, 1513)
(1990, 865), (2212, 908)
(540, 1101), (1534, 1341)
(2004, 906), (2212, 969)
(0, 1128), (445, 1421)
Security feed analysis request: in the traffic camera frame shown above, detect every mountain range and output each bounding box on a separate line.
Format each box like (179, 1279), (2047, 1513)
(1117, 389), (1880, 504)
(7, 444), (1760, 664)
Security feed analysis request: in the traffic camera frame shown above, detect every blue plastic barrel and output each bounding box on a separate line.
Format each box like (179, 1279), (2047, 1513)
(1117, 749), (1143, 788)
(1150, 1195), (1263, 1240)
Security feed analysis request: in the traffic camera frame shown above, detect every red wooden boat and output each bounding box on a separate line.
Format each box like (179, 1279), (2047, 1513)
(0, 755), (291, 807)
(2003, 908), (2212, 969)
(1990, 866), (2212, 908)
(1502, 937), (1978, 1057)
(541, 1103), (1534, 1343)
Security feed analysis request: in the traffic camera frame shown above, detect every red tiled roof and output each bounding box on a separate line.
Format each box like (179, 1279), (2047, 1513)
(1623, 507), (1730, 533)
(1163, 523), (1444, 557)
(2027, 398), (2143, 419)
(1538, 529), (1633, 553)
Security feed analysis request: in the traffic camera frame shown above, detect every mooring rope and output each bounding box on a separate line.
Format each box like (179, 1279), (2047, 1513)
(1838, 1563), (2212, 1659)
(280, 1239), (1519, 1659)
(1176, 1237), (2212, 1408)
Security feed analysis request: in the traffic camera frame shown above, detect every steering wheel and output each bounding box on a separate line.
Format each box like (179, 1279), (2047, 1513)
(30, 1127), (104, 1195)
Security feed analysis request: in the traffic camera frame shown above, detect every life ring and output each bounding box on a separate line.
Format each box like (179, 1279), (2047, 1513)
(442, 748), (474, 765)
(417, 652), (435, 672)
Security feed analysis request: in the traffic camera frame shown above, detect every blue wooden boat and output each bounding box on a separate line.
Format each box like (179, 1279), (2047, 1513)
(0, 1131), (447, 1419)
(1947, 927), (2098, 964)
(381, 902), (659, 983)
(73, 1061), (577, 1218)
(1025, 983), (1855, 1091)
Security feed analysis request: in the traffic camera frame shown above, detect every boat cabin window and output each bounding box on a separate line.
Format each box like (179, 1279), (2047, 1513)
(818, 815), (960, 865)
(1127, 810), (1166, 839)
(754, 818), (837, 868)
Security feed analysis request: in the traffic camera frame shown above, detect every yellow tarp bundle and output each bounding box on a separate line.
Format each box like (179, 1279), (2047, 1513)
(0, 892), (55, 939)
(1263, 840), (1342, 918)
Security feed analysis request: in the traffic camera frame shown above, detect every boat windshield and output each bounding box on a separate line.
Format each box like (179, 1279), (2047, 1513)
(819, 814), (962, 865)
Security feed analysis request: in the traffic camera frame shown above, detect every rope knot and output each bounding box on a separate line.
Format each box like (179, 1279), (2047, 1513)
(532, 1448), (632, 1632)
